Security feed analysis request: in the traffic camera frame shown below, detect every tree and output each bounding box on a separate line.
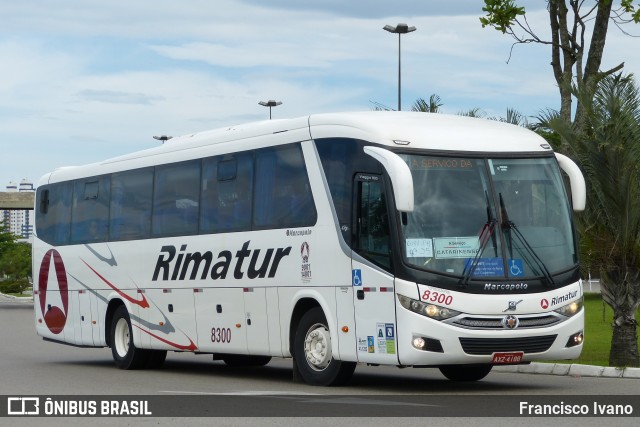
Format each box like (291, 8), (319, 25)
(481, 0), (640, 133)
(411, 95), (443, 113)
(405, 94), (526, 123)
(371, 94), (444, 112)
(0, 224), (32, 294)
(0, 243), (31, 282)
(458, 107), (487, 118)
(0, 224), (16, 259)
(544, 74), (640, 367)
(488, 107), (531, 127)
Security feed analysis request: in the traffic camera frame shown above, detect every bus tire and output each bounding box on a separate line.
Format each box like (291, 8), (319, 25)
(293, 307), (356, 386)
(438, 364), (493, 381)
(110, 305), (150, 370)
(145, 350), (168, 369)
(222, 355), (272, 367)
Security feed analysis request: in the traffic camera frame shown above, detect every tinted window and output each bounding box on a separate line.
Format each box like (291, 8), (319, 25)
(36, 183), (72, 245)
(315, 138), (382, 242)
(253, 145), (316, 229)
(153, 160), (200, 236)
(36, 143), (316, 244)
(110, 168), (153, 240)
(315, 139), (357, 227)
(70, 176), (110, 243)
(201, 152), (253, 233)
(356, 178), (391, 269)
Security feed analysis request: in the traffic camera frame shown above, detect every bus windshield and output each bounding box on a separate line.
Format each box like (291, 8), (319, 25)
(398, 154), (577, 280)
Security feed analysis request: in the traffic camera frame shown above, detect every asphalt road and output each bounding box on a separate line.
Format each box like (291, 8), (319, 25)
(1, 298), (638, 426)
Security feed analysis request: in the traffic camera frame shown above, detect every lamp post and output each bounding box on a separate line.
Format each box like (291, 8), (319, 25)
(383, 23), (416, 111)
(258, 100), (282, 120)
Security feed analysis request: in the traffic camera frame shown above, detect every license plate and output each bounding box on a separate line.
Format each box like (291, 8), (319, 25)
(491, 351), (524, 364)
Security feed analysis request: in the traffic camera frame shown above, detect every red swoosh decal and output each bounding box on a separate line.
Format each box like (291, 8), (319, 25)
(135, 325), (198, 351)
(81, 259), (149, 308)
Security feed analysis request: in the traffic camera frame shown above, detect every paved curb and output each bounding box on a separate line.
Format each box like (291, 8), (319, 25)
(0, 292), (33, 303)
(494, 362), (640, 379)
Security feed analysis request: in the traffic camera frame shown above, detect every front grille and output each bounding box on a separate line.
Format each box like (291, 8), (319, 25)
(459, 335), (557, 355)
(453, 315), (560, 330)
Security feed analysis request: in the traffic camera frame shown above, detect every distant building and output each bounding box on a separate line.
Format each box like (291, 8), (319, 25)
(1, 179), (35, 243)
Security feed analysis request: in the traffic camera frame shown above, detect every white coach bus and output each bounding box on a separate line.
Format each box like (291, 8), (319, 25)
(33, 112), (586, 385)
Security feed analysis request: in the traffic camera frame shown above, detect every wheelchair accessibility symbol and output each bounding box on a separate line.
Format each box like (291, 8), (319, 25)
(509, 259), (524, 277)
(352, 269), (362, 287)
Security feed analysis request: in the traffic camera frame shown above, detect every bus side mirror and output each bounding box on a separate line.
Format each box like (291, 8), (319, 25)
(363, 146), (414, 213)
(555, 153), (586, 212)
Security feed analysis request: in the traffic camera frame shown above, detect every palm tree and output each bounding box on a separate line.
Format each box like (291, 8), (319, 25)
(489, 107), (529, 127)
(546, 74), (640, 367)
(457, 108), (485, 118)
(370, 100), (394, 111)
(411, 95), (443, 113)
(388, 95), (526, 126)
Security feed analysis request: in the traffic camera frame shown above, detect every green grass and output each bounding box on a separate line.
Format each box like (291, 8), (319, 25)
(552, 293), (640, 367)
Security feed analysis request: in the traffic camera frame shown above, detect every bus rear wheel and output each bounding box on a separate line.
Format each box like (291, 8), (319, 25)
(110, 305), (150, 370)
(438, 364), (493, 381)
(293, 307), (356, 386)
(146, 349), (168, 369)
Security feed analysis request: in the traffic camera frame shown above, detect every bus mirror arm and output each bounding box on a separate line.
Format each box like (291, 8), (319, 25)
(555, 153), (586, 211)
(363, 146), (414, 213)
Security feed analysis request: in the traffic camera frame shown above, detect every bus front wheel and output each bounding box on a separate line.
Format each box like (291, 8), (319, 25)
(110, 305), (151, 370)
(293, 307), (356, 386)
(438, 364), (493, 381)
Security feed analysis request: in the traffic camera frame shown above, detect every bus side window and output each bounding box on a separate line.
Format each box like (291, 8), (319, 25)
(152, 160), (200, 237)
(355, 178), (391, 270)
(39, 189), (49, 214)
(70, 177), (110, 243)
(109, 169), (153, 240)
(253, 145), (317, 229)
(315, 138), (357, 239)
(36, 183), (72, 245)
(200, 152), (253, 233)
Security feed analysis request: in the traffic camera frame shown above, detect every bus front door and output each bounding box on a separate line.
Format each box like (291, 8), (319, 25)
(352, 174), (399, 364)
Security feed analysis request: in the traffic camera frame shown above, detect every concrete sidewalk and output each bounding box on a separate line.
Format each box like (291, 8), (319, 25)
(494, 362), (640, 379)
(583, 277), (601, 293)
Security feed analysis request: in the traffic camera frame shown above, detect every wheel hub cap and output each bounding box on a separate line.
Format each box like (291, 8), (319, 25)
(304, 324), (332, 371)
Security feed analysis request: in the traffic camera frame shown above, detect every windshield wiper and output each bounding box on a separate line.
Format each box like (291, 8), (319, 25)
(459, 191), (498, 288)
(499, 193), (555, 287)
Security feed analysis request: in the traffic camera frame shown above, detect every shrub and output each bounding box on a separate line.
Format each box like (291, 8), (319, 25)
(0, 279), (30, 295)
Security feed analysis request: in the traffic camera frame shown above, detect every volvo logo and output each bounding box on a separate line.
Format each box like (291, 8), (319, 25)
(501, 315), (520, 329)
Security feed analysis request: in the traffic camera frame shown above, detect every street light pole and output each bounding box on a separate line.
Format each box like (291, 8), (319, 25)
(383, 23), (416, 111)
(258, 100), (282, 120)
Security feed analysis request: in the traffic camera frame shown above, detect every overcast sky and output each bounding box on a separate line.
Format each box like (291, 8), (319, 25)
(1, 0), (638, 187)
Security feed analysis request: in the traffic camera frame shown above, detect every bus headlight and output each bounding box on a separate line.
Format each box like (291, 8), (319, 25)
(554, 297), (583, 317)
(398, 295), (460, 321)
